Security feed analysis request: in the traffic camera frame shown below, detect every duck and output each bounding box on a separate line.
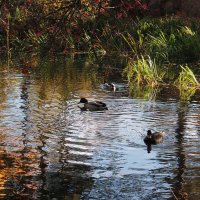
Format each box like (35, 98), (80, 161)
(78, 98), (108, 111)
(144, 130), (164, 145)
(144, 130), (164, 153)
(103, 82), (117, 92)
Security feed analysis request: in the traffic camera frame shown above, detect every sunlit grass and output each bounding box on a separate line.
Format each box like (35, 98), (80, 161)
(147, 31), (170, 62)
(123, 17), (200, 101)
(125, 55), (165, 86)
(175, 65), (199, 87)
(124, 17), (200, 63)
(174, 65), (199, 101)
(179, 87), (197, 101)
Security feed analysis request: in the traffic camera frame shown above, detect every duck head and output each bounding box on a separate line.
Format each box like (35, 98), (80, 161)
(79, 98), (88, 103)
(147, 130), (152, 137)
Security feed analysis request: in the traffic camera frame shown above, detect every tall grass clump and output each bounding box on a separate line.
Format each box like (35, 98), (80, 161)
(174, 65), (200, 100)
(125, 55), (165, 86)
(123, 17), (200, 95)
(175, 65), (199, 88)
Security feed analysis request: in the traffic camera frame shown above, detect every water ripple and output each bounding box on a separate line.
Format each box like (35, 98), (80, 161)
(1, 70), (200, 199)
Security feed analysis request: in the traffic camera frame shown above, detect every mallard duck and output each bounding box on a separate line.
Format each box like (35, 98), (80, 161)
(78, 98), (108, 111)
(103, 82), (117, 91)
(144, 130), (164, 153)
(144, 130), (164, 145)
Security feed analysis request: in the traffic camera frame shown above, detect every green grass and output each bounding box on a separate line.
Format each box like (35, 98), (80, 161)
(123, 17), (200, 101)
(124, 55), (165, 86)
(175, 65), (199, 87)
(123, 17), (200, 63)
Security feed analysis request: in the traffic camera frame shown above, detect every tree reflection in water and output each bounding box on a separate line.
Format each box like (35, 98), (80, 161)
(1, 56), (200, 199)
(172, 102), (188, 199)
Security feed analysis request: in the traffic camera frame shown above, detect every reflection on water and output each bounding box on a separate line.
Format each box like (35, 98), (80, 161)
(0, 55), (200, 199)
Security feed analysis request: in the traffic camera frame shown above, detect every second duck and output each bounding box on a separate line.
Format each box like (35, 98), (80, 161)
(144, 130), (164, 145)
(144, 130), (164, 153)
(79, 98), (108, 111)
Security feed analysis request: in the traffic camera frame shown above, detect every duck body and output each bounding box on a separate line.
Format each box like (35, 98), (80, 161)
(79, 98), (108, 111)
(103, 82), (116, 91)
(144, 130), (164, 145)
(102, 82), (128, 93)
(144, 130), (164, 153)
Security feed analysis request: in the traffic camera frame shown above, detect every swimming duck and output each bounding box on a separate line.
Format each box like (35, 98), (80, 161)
(78, 98), (108, 111)
(144, 130), (164, 145)
(103, 82), (117, 92)
(144, 130), (164, 153)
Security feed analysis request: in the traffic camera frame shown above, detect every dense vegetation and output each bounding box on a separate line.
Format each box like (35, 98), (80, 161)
(1, 0), (200, 100)
(0, 0), (148, 54)
(123, 17), (200, 88)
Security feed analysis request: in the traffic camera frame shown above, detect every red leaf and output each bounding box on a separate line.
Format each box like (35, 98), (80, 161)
(142, 3), (148, 10)
(117, 11), (123, 19)
(0, 18), (7, 26)
(62, 49), (68, 54)
(26, 0), (32, 5)
(22, 68), (29, 75)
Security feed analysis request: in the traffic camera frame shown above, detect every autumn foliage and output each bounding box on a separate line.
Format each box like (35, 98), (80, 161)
(0, 0), (149, 54)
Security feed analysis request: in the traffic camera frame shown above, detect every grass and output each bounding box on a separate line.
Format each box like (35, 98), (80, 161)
(125, 58), (200, 100)
(175, 65), (199, 88)
(122, 17), (200, 100)
(174, 65), (200, 100)
(122, 17), (200, 63)
(124, 55), (165, 86)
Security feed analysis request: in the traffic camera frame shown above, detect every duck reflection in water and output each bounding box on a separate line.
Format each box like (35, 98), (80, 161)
(144, 130), (164, 153)
(78, 98), (108, 111)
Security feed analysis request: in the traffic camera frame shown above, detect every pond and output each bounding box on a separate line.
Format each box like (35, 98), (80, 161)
(0, 55), (200, 200)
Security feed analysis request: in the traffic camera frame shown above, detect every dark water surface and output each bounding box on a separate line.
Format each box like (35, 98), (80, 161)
(0, 56), (200, 199)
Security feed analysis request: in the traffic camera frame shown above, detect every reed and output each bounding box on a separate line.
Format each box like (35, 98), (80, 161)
(125, 55), (165, 86)
(179, 86), (197, 101)
(174, 65), (199, 100)
(175, 65), (199, 87)
(122, 31), (144, 55)
(6, 12), (11, 70)
(147, 31), (169, 62)
(131, 17), (200, 63)
(26, 30), (48, 49)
